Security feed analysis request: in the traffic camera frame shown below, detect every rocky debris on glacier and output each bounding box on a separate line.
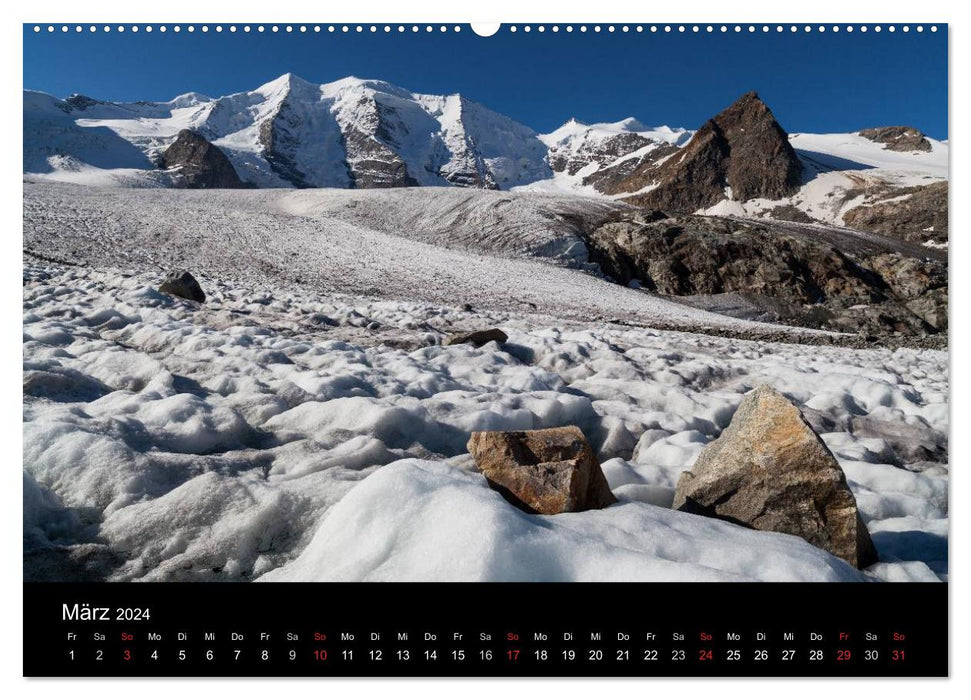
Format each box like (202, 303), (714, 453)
(467, 426), (617, 514)
(858, 126), (933, 153)
(582, 210), (947, 337)
(445, 328), (508, 348)
(161, 129), (245, 189)
(673, 386), (878, 569)
(158, 269), (206, 303)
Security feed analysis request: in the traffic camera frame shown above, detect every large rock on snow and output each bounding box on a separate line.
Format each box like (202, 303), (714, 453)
(445, 328), (508, 347)
(672, 386), (878, 569)
(158, 270), (206, 303)
(467, 426), (617, 514)
(161, 129), (245, 189)
(618, 92), (803, 212)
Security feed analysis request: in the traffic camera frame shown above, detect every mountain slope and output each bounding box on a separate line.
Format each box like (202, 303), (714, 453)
(534, 118), (692, 194)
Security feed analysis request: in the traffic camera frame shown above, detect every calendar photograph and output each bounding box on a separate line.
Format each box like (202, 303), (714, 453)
(23, 22), (948, 592)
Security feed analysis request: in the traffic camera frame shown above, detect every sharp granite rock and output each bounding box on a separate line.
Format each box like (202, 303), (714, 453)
(673, 386), (878, 569)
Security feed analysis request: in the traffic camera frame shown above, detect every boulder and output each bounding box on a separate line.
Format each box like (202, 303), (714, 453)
(158, 270), (206, 303)
(445, 328), (508, 347)
(672, 386), (878, 568)
(467, 426), (617, 514)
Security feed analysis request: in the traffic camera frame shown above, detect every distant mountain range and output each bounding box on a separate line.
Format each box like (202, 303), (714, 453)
(23, 73), (948, 242)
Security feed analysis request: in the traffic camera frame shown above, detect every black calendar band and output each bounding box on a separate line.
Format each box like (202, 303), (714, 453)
(24, 582), (947, 677)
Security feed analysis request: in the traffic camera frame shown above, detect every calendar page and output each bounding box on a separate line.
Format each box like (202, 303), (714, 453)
(22, 20), (948, 677)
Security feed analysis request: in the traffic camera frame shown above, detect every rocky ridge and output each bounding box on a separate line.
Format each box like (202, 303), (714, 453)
(859, 125), (933, 152)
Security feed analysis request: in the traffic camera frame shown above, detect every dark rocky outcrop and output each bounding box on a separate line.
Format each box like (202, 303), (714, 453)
(468, 426), (617, 514)
(158, 270), (206, 303)
(161, 130), (244, 189)
(62, 94), (102, 111)
(673, 386), (878, 569)
(445, 328), (508, 347)
(617, 92), (803, 212)
(859, 126), (932, 153)
(584, 211), (946, 337)
(842, 181), (948, 245)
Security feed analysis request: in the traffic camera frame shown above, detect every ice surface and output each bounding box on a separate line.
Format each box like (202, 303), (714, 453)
(23, 264), (948, 581)
(23, 182), (797, 335)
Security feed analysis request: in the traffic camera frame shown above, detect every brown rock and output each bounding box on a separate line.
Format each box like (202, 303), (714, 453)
(467, 426), (617, 514)
(673, 386), (878, 568)
(445, 328), (508, 347)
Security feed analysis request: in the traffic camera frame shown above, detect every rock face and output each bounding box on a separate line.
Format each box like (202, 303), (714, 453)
(540, 118), (691, 195)
(467, 426), (617, 514)
(161, 130), (245, 189)
(859, 126), (932, 152)
(842, 181), (948, 245)
(867, 253), (948, 331)
(584, 211), (946, 337)
(445, 329), (508, 347)
(619, 92), (803, 212)
(673, 386), (878, 569)
(158, 270), (206, 303)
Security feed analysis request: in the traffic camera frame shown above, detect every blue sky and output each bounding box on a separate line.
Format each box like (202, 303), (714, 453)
(23, 25), (948, 138)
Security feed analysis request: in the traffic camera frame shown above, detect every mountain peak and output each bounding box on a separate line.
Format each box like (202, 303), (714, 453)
(279, 72), (313, 86)
(255, 72), (317, 97)
(316, 76), (415, 101)
(714, 90), (774, 122)
(620, 91), (803, 211)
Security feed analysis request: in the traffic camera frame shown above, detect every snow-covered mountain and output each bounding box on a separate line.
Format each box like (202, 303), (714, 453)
(534, 117), (692, 194)
(24, 73), (552, 190)
(23, 75), (949, 244)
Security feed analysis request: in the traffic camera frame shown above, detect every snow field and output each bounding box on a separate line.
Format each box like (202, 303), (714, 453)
(23, 266), (947, 582)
